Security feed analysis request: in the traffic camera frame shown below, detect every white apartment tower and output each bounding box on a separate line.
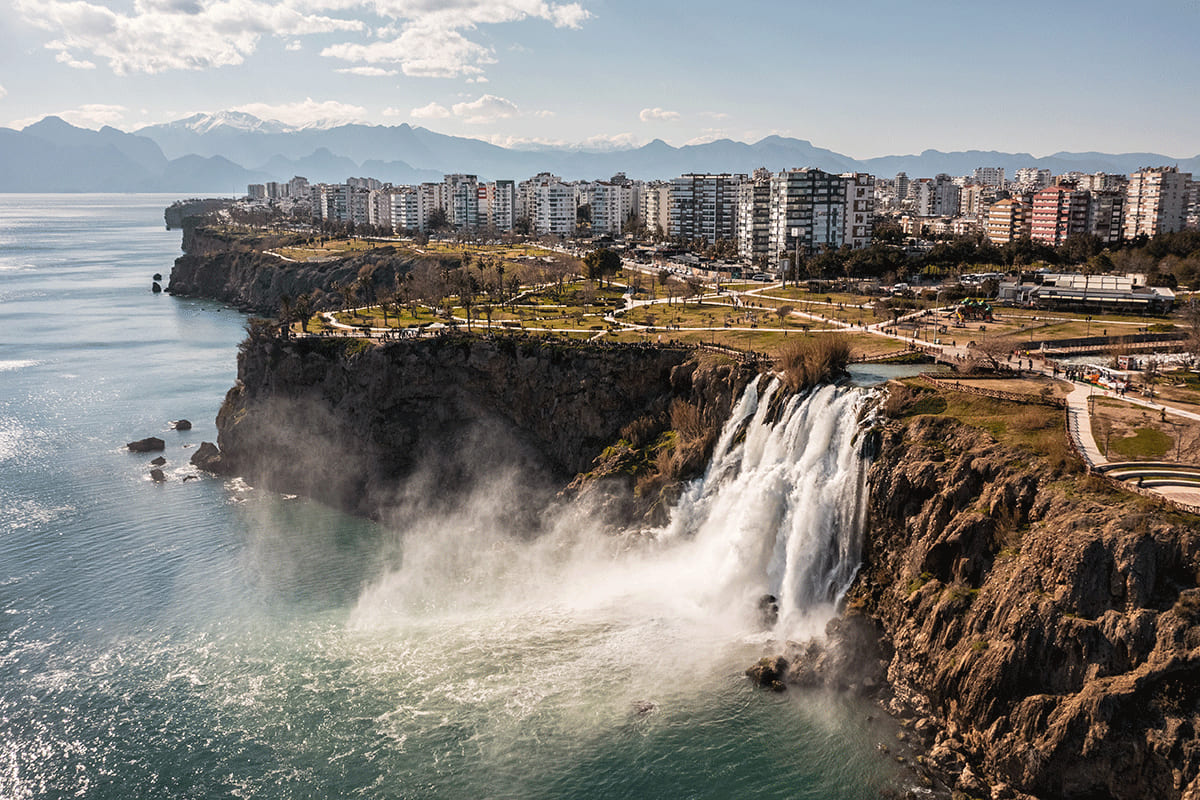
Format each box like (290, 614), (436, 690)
(1124, 166), (1192, 238)
(640, 182), (671, 238)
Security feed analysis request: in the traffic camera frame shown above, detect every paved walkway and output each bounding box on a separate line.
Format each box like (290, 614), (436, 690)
(1065, 384), (1107, 468)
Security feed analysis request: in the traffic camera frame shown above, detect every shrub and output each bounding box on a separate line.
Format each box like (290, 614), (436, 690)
(776, 335), (851, 392)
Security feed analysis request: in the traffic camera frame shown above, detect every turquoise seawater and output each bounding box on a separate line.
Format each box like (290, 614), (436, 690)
(0, 195), (900, 799)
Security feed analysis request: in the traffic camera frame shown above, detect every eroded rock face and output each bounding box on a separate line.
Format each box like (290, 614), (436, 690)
(215, 334), (752, 520)
(853, 414), (1200, 800)
(127, 437), (165, 452)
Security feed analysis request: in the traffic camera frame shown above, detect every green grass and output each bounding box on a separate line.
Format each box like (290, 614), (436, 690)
(1110, 428), (1173, 459)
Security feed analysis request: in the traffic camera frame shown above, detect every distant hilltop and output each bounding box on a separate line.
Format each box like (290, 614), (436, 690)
(1, 112), (1198, 193)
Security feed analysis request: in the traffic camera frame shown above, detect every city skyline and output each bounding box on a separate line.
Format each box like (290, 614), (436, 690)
(2, 0), (1198, 158)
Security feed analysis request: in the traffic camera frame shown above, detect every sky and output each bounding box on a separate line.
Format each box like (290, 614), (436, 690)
(0, 0), (1197, 158)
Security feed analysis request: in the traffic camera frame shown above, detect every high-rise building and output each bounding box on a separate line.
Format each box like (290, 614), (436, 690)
(894, 172), (909, 205)
(1014, 168), (1052, 190)
(639, 182), (671, 238)
(841, 172), (875, 250)
(669, 173), (743, 244)
(986, 198), (1029, 244)
(972, 167), (1006, 188)
(519, 174), (575, 237)
(769, 168), (845, 265)
(1029, 185), (1090, 246)
(736, 169), (773, 262)
(1124, 166), (1192, 238)
(483, 180), (516, 232)
(1087, 190), (1125, 244)
(444, 174), (480, 230)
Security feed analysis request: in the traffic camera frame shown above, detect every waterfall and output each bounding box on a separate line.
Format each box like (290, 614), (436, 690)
(656, 379), (875, 634)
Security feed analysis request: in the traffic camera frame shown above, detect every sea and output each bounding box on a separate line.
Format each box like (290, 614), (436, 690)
(0, 194), (902, 799)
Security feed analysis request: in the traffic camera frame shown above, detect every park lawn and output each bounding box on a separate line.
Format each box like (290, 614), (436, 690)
(898, 380), (1078, 469)
(621, 302), (808, 330)
(277, 238), (381, 261)
(1090, 396), (1200, 462)
(332, 305), (441, 328)
(843, 333), (911, 360)
(759, 287), (881, 308)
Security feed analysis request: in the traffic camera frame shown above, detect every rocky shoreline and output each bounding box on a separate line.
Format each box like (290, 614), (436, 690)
(747, 408), (1200, 800)
(170, 217), (1200, 799)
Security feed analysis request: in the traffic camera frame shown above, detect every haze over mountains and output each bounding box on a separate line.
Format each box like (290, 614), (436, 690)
(2, 112), (1198, 194)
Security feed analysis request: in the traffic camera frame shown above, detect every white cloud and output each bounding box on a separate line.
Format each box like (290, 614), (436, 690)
(410, 101), (450, 119)
(15, 0), (363, 75)
(229, 98), (367, 127)
(683, 129), (729, 146)
(336, 65), (397, 76)
(0, 85), (6, 100)
(55, 50), (97, 69)
(639, 107), (680, 123)
(410, 94), (540, 124)
(482, 132), (641, 152)
(18, 0), (593, 80)
(451, 94), (518, 124)
(286, 40), (303, 51)
(321, 1), (592, 79)
(322, 24), (494, 78)
(11, 103), (128, 130)
(700, 111), (729, 121)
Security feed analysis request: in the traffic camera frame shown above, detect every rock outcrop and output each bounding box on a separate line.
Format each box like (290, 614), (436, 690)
(845, 413), (1200, 799)
(127, 436), (165, 452)
(214, 332), (753, 520)
(166, 222), (457, 315)
(189, 441), (221, 471)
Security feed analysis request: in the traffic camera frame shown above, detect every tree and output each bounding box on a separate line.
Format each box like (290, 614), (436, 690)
(775, 304), (794, 327)
(427, 207), (450, 232)
(294, 292), (312, 333)
(583, 248), (621, 288)
(278, 294), (294, 338)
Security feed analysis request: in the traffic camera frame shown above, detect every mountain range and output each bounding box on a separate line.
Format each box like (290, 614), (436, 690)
(1, 112), (1197, 194)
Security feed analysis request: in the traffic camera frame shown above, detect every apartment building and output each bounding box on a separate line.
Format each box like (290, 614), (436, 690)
(1029, 184), (1090, 246)
(1088, 190), (1125, 244)
(669, 173), (743, 244)
(985, 198), (1029, 244)
(1124, 166), (1192, 238)
(736, 169), (773, 262)
(841, 172), (875, 250)
(1014, 167), (1052, 190)
(769, 168), (845, 263)
(639, 182), (671, 238)
(972, 167), (1006, 188)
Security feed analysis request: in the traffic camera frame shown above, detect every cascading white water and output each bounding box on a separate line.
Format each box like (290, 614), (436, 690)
(654, 378), (875, 635)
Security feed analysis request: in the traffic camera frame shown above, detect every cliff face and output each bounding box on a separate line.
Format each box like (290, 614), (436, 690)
(167, 224), (438, 315)
(214, 333), (753, 520)
(853, 414), (1200, 800)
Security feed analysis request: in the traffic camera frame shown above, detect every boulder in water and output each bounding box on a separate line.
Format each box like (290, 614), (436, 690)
(632, 700), (657, 715)
(745, 656), (788, 691)
(172, 419), (192, 431)
(190, 441), (222, 472)
(127, 437), (165, 452)
(149, 468), (167, 482)
(152, 282), (162, 293)
(150, 456), (167, 466)
(153, 273), (162, 281)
